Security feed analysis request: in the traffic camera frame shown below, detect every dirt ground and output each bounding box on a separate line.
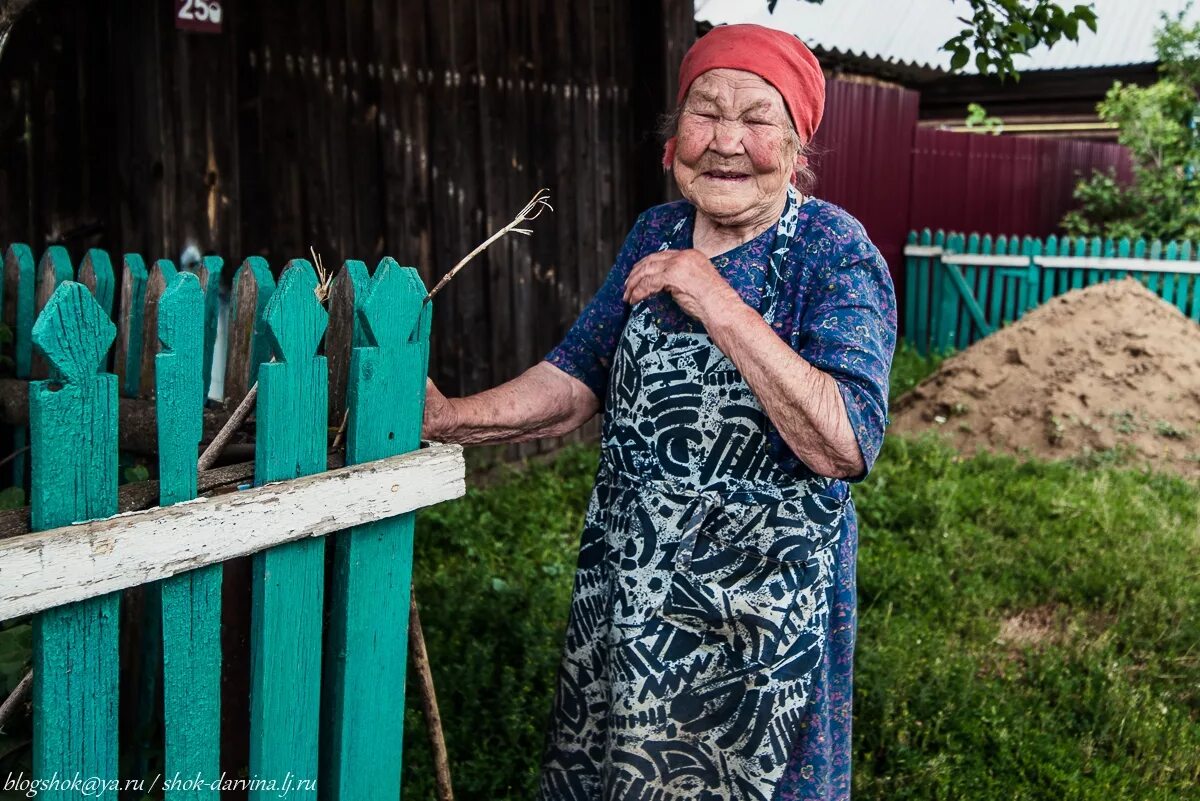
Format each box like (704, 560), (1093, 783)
(890, 278), (1200, 478)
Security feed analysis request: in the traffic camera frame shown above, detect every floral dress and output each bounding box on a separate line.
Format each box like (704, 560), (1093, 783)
(540, 189), (897, 801)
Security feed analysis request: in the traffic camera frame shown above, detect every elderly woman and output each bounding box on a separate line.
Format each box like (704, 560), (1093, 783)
(423, 23), (896, 801)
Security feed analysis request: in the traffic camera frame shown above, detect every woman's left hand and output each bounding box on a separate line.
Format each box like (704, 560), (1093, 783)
(622, 249), (740, 324)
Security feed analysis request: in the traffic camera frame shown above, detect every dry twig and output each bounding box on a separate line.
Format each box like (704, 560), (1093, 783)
(0, 668), (31, 732)
(423, 188), (553, 304)
(411, 590), (454, 801)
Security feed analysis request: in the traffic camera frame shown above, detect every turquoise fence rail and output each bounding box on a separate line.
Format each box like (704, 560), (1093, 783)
(904, 230), (1200, 355)
(0, 247), (465, 799)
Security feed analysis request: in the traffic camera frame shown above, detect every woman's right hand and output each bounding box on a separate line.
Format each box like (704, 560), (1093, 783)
(422, 378), (458, 442)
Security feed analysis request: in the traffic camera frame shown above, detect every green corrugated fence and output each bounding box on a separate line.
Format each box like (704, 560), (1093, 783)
(904, 230), (1200, 355)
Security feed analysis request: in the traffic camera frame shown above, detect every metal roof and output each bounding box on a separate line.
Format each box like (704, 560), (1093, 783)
(695, 0), (1200, 74)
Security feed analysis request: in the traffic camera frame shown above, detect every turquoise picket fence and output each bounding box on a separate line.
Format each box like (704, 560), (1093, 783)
(904, 230), (1200, 355)
(0, 245), (464, 800)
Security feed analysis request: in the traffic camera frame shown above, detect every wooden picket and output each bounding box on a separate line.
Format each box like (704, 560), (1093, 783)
(322, 258), (431, 798)
(156, 272), (221, 800)
(0, 243), (464, 796)
(249, 261), (328, 800)
(904, 230), (1200, 354)
(30, 282), (121, 800)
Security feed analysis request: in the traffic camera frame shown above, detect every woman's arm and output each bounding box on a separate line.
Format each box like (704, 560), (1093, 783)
(703, 303), (864, 478)
(623, 248), (881, 479)
(422, 361), (600, 445)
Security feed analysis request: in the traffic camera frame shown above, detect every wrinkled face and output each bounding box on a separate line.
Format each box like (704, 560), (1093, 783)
(672, 68), (801, 227)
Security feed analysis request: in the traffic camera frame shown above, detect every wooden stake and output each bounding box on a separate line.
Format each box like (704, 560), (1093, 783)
(410, 589), (454, 801)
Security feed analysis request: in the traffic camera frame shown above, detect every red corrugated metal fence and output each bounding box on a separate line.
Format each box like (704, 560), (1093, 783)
(907, 128), (1133, 236)
(811, 78), (1132, 337)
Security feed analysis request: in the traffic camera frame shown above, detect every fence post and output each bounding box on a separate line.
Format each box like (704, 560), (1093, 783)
(249, 260), (328, 801)
(321, 259), (431, 799)
(29, 282), (120, 799)
(157, 272), (221, 800)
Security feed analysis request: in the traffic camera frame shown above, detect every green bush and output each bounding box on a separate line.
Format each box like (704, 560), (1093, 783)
(1061, 11), (1200, 241)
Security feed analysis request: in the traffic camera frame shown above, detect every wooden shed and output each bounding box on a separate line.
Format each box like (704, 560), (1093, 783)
(0, 0), (694, 423)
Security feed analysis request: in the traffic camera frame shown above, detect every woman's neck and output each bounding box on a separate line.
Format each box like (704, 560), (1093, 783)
(691, 191), (795, 258)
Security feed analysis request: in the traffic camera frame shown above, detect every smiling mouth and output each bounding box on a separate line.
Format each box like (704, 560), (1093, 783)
(703, 170), (750, 182)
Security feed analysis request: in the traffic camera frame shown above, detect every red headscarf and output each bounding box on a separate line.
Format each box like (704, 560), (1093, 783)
(662, 24), (826, 177)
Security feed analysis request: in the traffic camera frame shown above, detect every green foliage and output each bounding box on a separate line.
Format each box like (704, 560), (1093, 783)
(767, 0), (1097, 79)
(402, 431), (1200, 799)
(964, 102), (1004, 134)
(0, 621), (32, 780)
(1062, 11), (1200, 240)
(0, 486), (23, 510)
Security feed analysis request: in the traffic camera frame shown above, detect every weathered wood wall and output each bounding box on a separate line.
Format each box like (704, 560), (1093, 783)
(0, 0), (692, 403)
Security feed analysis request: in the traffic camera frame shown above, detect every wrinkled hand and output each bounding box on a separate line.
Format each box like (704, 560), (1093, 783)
(622, 249), (739, 324)
(422, 378), (458, 441)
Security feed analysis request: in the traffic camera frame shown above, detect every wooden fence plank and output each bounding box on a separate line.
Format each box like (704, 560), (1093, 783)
(31, 247), (74, 379)
(321, 259), (430, 799)
(1176, 242), (1193, 314)
(4, 244), (36, 379)
(225, 257), (275, 407)
(156, 272), (221, 800)
(29, 282), (119, 798)
(0, 443), (465, 620)
(325, 259), (370, 428)
(5, 244), (36, 486)
(77, 249), (116, 321)
(115, 254), (150, 397)
(139, 259), (179, 398)
(249, 260), (328, 800)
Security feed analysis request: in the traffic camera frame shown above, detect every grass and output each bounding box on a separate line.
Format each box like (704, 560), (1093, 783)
(399, 343), (1200, 800)
(888, 341), (947, 403)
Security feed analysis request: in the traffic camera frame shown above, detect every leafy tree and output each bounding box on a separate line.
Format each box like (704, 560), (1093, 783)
(767, 0), (1098, 78)
(1061, 11), (1200, 241)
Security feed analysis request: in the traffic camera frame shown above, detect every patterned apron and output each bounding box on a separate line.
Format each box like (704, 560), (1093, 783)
(538, 187), (848, 801)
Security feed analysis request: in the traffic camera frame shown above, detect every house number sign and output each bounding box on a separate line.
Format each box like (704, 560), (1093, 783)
(175, 0), (223, 32)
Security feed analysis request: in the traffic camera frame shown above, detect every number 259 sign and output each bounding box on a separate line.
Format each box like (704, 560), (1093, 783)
(176, 0), (223, 33)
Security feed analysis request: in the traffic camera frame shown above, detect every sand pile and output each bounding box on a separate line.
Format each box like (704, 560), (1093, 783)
(890, 278), (1200, 477)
